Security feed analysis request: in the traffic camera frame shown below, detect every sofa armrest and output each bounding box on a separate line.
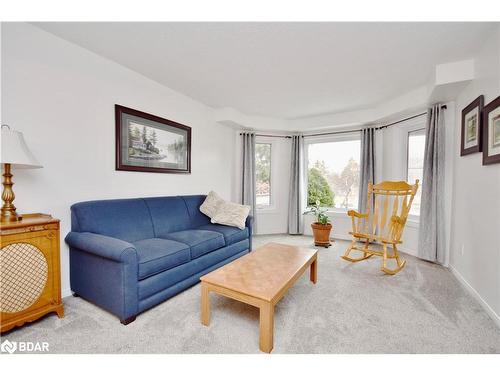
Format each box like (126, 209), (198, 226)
(245, 215), (254, 251)
(347, 210), (368, 218)
(66, 231), (139, 322)
(245, 214), (254, 229)
(65, 232), (137, 263)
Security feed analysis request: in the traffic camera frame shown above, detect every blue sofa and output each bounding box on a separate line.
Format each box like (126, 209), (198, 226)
(65, 195), (252, 324)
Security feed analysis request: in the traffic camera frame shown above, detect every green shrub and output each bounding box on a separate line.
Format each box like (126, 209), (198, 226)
(307, 168), (334, 207)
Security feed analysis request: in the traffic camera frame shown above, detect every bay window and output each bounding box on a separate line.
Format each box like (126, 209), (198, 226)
(306, 136), (361, 211)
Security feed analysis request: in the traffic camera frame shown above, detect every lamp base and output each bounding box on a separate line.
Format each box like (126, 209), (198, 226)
(1, 163), (21, 223)
(1, 210), (21, 222)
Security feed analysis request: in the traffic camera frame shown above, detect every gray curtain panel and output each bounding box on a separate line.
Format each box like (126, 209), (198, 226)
(288, 135), (304, 234)
(418, 105), (445, 263)
(241, 132), (256, 221)
(358, 128), (375, 213)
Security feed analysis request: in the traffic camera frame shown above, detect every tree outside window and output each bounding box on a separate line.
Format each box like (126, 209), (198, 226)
(307, 139), (361, 209)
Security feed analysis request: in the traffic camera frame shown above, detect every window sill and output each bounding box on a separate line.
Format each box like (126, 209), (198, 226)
(406, 217), (420, 228)
(325, 210), (350, 217)
(256, 206), (278, 214)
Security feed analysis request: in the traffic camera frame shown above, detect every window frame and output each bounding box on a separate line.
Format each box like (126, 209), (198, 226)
(255, 140), (274, 210)
(304, 132), (362, 214)
(405, 126), (426, 220)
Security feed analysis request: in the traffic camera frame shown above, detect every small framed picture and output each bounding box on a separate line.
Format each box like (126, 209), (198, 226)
(115, 105), (191, 174)
(482, 96), (500, 165)
(461, 95), (483, 156)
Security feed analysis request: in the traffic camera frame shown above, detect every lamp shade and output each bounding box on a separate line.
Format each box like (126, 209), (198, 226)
(1, 127), (42, 169)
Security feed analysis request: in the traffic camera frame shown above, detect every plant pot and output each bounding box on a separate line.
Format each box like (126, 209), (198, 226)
(311, 222), (332, 248)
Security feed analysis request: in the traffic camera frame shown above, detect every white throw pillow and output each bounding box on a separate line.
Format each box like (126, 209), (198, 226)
(199, 191), (224, 218)
(211, 201), (250, 230)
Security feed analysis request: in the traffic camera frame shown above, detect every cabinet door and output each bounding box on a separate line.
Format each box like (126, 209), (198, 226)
(0, 229), (60, 318)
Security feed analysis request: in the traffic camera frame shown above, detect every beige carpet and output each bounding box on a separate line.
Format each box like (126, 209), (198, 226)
(2, 235), (499, 353)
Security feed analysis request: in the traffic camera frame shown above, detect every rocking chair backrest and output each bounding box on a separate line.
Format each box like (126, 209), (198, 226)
(364, 180), (419, 243)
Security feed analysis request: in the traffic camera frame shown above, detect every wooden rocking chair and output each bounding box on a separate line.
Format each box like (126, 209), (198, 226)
(341, 180), (419, 275)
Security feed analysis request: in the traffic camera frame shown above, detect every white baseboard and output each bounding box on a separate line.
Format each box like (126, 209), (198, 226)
(62, 288), (72, 298)
(450, 265), (500, 329)
(331, 234), (352, 241)
(398, 245), (418, 257)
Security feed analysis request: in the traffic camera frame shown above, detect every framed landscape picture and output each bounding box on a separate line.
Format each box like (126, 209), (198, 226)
(482, 96), (500, 165)
(115, 105), (191, 173)
(461, 95), (483, 156)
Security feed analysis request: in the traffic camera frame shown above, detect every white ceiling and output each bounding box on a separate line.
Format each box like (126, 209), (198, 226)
(35, 22), (496, 120)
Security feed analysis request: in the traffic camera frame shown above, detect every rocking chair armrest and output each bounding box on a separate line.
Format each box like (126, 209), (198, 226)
(390, 215), (405, 225)
(347, 210), (368, 218)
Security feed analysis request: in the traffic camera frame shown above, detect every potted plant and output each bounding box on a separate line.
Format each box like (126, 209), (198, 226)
(304, 200), (332, 248)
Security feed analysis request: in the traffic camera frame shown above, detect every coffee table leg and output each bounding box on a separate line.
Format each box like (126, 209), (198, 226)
(201, 282), (210, 326)
(310, 258), (317, 284)
(259, 302), (274, 353)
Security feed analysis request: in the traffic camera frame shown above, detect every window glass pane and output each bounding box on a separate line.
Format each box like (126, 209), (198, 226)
(255, 143), (271, 207)
(407, 130), (425, 216)
(307, 139), (361, 209)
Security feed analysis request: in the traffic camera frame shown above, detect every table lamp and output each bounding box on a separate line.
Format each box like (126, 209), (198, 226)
(1, 125), (42, 222)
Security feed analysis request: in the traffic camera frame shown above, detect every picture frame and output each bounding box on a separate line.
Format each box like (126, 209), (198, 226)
(115, 105), (191, 173)
(482, 96), (500, 166)
(460, 95), (483, 156)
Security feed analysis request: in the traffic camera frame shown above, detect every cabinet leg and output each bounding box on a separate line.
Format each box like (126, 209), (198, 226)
(55, 305), (64, 318)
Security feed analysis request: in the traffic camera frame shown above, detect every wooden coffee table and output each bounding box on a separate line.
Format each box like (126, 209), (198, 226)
(200, 242), (318, 353)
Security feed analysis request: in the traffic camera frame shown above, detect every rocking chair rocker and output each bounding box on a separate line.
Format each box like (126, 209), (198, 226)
(341, 180), (419, 275)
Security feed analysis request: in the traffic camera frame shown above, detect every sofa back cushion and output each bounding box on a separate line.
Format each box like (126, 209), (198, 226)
(181, 195), (211, 228)
(144, 197), (192, 237)
(71, 198), (155, 243)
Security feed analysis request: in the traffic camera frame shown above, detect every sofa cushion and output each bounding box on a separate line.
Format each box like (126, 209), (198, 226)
(71, 198), (154, 243)
(211, 201), (251, 230)
(181, 195), (211, 228)
(199, 191), (224, 219)
(163, 230), (225, 259)
(133, 238), (191, 280)
(143, 197), (192, 237)
(197, 224), (249, 246)
(137, 239), (250, 301)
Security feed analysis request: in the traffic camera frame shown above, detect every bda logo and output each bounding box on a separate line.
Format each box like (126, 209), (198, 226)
(1, 339), (17, 354)
(0, 339), (49, 353)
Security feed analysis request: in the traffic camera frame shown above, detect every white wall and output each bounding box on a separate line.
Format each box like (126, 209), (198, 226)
(449, 26), (500, 320)
(1, 23), (236, 297)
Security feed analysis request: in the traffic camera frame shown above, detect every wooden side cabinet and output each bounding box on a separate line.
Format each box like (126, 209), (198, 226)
(0, 213), (64, 333)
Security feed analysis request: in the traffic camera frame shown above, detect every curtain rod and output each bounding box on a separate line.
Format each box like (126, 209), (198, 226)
(301, 105), (447, 138)
(246, 133), (292, 139)
(239, 105), (447, 139)
(378, 104), (446, 129)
